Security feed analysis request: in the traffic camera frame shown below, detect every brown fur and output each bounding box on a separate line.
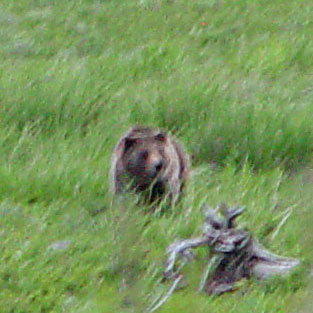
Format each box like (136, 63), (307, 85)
(110, 126), (190, 203)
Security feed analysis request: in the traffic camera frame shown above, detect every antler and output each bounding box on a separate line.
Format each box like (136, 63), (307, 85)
(148, 203), (299, 312)
(164, 203), (299, 294)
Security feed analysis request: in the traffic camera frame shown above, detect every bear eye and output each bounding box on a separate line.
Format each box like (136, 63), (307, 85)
(141, 150), (149, 160)
(154, 133), (166, 142)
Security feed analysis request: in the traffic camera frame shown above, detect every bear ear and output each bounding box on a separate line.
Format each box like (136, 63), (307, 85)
(124, 137), (137, 152)
(154, 132), (167, 142)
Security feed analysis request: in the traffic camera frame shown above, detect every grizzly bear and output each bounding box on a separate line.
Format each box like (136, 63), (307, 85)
(110, 126), (190, 203)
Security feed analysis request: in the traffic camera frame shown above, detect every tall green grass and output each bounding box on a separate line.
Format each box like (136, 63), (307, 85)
(0, 0), (313, 312)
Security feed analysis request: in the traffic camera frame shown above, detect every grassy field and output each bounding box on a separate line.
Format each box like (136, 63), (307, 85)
(1, 0), (313, 312)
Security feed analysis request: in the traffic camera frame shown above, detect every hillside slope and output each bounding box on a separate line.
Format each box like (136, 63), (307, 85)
(0, 1), (313, 312)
